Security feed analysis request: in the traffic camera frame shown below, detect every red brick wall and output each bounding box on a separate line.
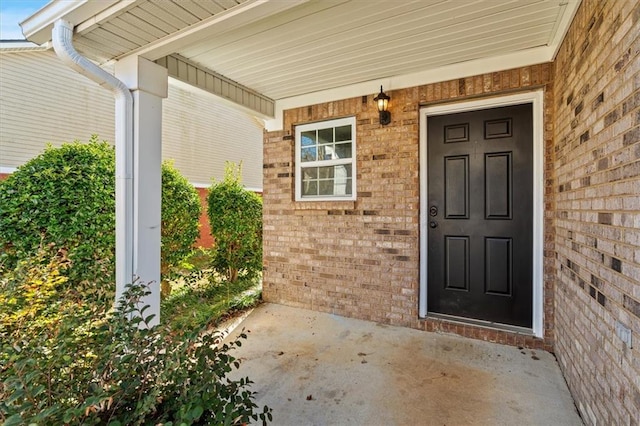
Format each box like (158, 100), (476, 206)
(263, 63), (555, 350)
(194, 187), (214, 248)
(552, 0), (640, 423)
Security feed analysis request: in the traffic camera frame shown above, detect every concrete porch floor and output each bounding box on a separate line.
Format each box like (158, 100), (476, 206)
(225, 303), (583, 426)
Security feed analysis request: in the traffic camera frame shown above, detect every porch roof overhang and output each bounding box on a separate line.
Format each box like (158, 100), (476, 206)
(21, 0), (581, 130)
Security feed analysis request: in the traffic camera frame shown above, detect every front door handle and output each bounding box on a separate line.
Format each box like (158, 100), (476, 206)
(429, 221), (438, 228)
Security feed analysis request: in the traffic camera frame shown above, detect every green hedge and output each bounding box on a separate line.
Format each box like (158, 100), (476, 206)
(161, 160), (202, 276)
(207, 162), (262, 282)
(0, 137), (201, 286)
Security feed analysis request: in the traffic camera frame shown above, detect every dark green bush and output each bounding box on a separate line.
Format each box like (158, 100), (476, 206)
(161, 160), (202, 276)
(0, 247), (272, 425)
(0, 138), (201, 285)
(207, 163), (263, 282)
(0, 138), (115, 284)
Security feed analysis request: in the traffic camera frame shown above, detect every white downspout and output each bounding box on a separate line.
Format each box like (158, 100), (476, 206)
(52, 19), (134, 306)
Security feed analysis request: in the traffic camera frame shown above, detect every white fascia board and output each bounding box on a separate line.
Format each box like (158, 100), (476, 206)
(265, 45), (554, 131)
(0, 41), (47, 51)
(115, 0), (311, 62)
(20, 0), (122, 45)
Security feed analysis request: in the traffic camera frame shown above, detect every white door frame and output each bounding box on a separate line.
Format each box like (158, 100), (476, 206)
(418, 90), (545, 338)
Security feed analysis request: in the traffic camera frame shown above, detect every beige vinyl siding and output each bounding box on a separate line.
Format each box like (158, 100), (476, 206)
(0, 49), (263, 189)
(0, 50), (115, 167)
(162, 83), (263, 189)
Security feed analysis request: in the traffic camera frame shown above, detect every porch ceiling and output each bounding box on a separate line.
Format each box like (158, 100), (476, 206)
(176, 0), (575, 100)
(23, 0), (580, 110)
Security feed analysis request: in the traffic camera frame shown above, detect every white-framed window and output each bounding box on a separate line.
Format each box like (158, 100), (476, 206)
(295, 117), (356, 201)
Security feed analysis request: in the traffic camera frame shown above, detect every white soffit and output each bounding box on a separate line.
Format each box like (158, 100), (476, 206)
(20, 0), (124, 45)
(176, 0), (580, 99)
(21, 0), (581, 127)
(157, 54), (275, 118)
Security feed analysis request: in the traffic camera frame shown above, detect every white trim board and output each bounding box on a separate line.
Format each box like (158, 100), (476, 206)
(0, 167), (18, 174)
(191, 181), (262, 193)
(418, 90), (545, 338)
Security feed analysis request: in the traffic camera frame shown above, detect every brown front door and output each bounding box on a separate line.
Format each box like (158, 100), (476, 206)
(427, 104), (533, 328)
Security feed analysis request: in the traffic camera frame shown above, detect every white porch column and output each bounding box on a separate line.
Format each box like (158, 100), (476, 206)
(115, 56), (168, 326)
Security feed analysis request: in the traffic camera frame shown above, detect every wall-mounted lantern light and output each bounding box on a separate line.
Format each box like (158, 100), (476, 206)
(374, 85), (391, 125)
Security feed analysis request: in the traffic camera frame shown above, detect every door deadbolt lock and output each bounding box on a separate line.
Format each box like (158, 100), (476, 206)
(429, 206), (438, 217)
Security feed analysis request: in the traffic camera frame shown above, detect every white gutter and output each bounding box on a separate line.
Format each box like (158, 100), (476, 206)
(52, 19), (133, 306)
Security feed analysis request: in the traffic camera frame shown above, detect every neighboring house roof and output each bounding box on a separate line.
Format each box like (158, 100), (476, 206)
(0, 40), (45, 51)
(19, 0), (582, 130)
(0, 43), (263, 191)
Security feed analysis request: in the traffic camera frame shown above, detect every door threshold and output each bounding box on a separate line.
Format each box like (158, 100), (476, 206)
(426, 312), (534, 336)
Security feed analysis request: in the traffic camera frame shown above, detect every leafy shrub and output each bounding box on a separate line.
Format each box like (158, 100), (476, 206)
(0, 247), (272, 425)
(0, 138), (115, 284)
(0, 138), (201, 284)
(207, 162), (263, 282)
(161, 160), (202, 282)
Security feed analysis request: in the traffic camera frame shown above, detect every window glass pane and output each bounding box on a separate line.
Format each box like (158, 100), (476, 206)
(317, 145), (329, 161)
(301, 131), (316, 146)
(333, 172), (349, 195)
(318, 166), (334, 179)
(302, 167), (318, 179)
(317, 165), (352, 179)
(318, 128), (333, 145)
(314, 165), (351, 196)
(318, 180), (334, 195)
(334, 142), (352, 159)
(335, 125), (351, 142)
(301, 147), (316, 162)
(302, 180), (318, 196)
